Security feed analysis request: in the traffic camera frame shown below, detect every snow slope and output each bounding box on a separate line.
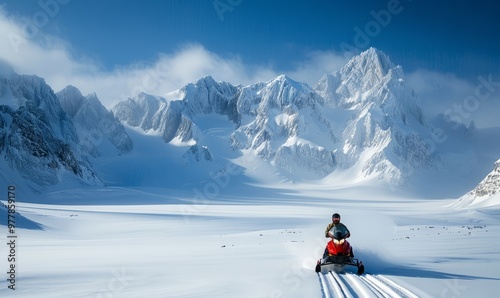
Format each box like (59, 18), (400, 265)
(452, 159), (500, 208)
(1, 185), (499, 297)
(1, 126), (499, 297)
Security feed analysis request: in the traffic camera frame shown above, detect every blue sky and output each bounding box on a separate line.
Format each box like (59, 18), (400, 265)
(1, 0), (499, 126)
(3, 0), (499, 76)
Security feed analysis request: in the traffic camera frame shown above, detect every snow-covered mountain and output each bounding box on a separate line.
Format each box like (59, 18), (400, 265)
(110, 48), (450, 182)
(231, 75), (338, 177)
(316, 48), (434, 182)
(113, 74), (338, 177)
(57, 85), (133, 157)
(453, 159), (500, 208)
(1, 48), (497, 191)
(0, 71), (101, 189)
(111, 78), (235, 163)
(112, 76), (239, 148)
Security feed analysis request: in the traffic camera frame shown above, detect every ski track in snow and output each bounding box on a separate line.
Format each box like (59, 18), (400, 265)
(318, 271), (419, 298)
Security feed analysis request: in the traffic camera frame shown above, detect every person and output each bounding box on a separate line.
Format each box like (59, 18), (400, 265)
(325, 213), (350, 239)
(323, 213), (353, 258)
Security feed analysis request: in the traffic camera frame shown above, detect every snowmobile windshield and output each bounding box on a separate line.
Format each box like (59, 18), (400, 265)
(330, 226), (349, 240)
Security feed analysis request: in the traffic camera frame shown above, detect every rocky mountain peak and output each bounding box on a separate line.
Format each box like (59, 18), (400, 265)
(469, 159), (500, 197)
(56, 86), (133, 157)
(453, 159), (500, 208)
(58, 85), (85, 117)
(345, 47), (395, 76)
(315, 47), (405, 110)
(1, 73), (100, 188)
(258, 74), (323, 112)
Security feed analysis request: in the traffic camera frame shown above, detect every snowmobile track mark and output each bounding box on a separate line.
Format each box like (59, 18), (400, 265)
(344, 273), (377, 297)
(370, 275), (419, 298)
(330, 271), (354, 298)
(318, 272), (332, 298)
(318, 271), (419, 298)
(360, 275), (397, 297)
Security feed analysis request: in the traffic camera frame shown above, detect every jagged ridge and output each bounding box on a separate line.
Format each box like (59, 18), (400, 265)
(2, 48), (476, 188)
(57, 85), (133, 157)
(0, 73), (101, 188)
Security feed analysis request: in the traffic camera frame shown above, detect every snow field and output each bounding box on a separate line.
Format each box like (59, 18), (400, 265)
(1, 187), (499, 297)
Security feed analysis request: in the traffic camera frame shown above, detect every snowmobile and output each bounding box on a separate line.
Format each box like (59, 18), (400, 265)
(315, 231), (364, 275)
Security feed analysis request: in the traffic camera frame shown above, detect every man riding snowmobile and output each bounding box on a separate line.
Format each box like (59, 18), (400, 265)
(324, 213), (353, 258)
(316, 213), (364, 274)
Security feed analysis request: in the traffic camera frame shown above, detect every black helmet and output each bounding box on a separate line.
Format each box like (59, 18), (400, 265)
(332, 213), (340, 219)
(332, 213), (341, 223)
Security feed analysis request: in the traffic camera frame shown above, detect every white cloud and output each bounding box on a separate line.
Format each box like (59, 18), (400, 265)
(406, 69), (474, 117)
(2, 8), (498, 129)
(0, 8), (254, 106)
(407, 69), (500, 128)
(287, 50), (350, 85)
(0, 8), (354, 109)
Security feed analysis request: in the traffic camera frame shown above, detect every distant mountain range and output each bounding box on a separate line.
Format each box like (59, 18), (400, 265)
(1, 48), (498, 204)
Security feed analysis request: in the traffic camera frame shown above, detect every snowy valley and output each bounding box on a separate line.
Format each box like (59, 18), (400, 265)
(1, 48), (499, 297)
